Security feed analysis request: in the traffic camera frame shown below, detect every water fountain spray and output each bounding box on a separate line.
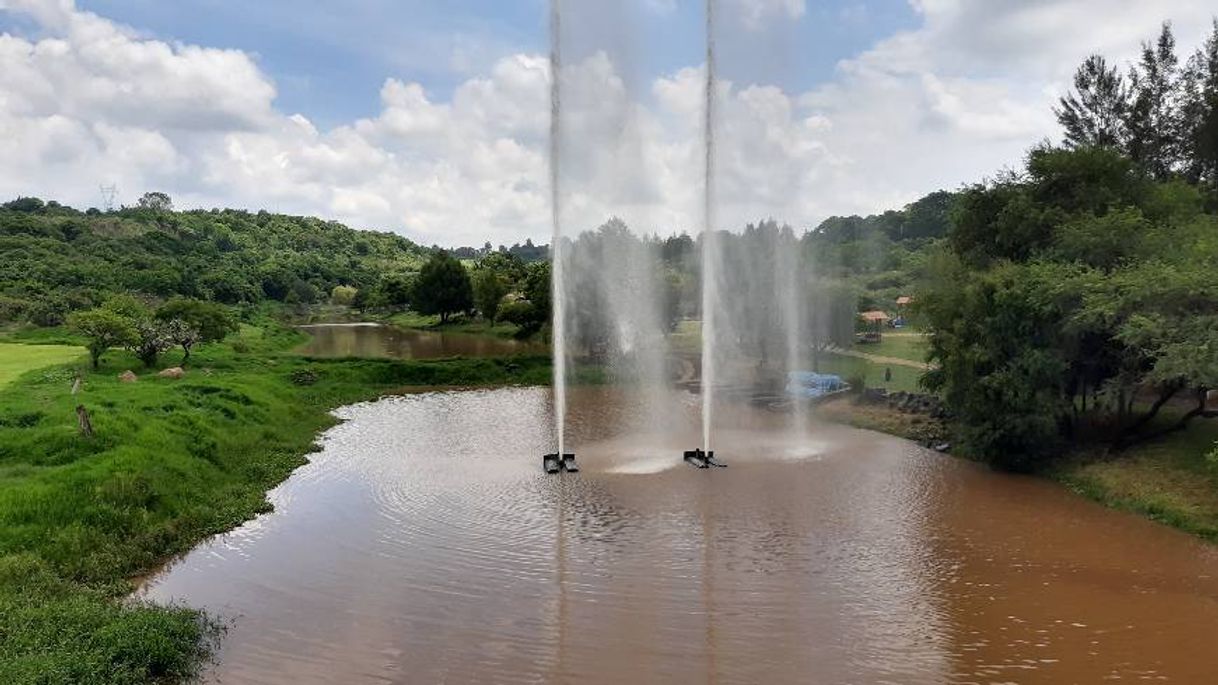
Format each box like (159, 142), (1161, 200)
(686, 0), (726, 470)
(544, 0), (577, 474)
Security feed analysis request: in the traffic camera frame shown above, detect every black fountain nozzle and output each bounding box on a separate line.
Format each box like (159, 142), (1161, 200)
(683, 449), (726, 469)
(543, 453), (579, 474)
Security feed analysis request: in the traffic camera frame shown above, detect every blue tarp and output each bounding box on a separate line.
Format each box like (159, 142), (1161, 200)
(786, 372), (846, 399)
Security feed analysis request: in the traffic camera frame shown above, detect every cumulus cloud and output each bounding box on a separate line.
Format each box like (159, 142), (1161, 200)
(0, 0), (1213, 245)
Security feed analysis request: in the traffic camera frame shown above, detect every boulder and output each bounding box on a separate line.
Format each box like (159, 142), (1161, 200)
(118, 370), (138, 383)
(158, 367), (186, 380)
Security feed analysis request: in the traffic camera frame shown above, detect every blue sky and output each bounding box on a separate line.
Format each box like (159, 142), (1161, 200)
(57, 0), (918, 129)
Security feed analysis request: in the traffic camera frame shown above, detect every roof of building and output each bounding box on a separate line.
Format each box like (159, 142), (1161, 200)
(859, 310), (891, 322)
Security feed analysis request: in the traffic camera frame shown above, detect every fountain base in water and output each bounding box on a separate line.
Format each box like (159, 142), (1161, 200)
(683, 449), (726, 469)
(543, 453), (578, 473)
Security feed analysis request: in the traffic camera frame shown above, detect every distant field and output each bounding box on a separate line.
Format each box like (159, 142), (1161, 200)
(0, 343), (85, 389)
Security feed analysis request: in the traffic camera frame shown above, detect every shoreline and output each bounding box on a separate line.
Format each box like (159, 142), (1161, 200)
(814, 395), (1218, 543)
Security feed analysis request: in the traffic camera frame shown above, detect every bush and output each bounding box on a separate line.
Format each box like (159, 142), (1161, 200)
(497, 300), (535, 327)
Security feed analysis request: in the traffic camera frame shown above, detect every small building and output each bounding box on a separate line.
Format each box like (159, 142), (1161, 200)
(859, 310), (891, 327)
(857, 310), (891, 343)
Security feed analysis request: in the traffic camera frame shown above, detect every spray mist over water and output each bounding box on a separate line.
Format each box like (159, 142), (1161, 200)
(700, 0), (718, 454)
(550, 0), (567, 458)
(544, 0), (835, 468)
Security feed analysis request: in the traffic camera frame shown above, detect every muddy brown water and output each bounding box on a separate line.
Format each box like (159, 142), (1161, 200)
(296, 323), (547, 359)
(140, 386), (1218, 684)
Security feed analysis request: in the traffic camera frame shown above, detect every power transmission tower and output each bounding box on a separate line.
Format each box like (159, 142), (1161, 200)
(99, 184), (118, 212)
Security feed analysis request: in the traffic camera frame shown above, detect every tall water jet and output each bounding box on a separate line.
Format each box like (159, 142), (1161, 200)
(700, 0), (718, 457)
(544, 0), (575, 474)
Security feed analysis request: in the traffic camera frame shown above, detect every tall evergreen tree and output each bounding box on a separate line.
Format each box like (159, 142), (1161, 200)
(1180, 20), (1218, 184)
(1125, 23), (1180, 179)
(1055, 55), (1129, 149)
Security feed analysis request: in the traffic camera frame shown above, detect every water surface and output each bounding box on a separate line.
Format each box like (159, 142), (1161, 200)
(142, 387), (1218, 684)
(297, 323), (547, 359)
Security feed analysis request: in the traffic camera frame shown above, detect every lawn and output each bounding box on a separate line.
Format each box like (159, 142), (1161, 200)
(814, 353), (926, 394)
(851, 332), (930, 364)
(1052, 414), (1218, 540)
(0, 322), (552, 683)
(0, 343), (85, 389)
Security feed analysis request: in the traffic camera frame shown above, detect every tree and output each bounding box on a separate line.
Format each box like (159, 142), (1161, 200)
(128, 319), (173, 368)
(68, 309), (137, 369)
(160, 319), (201, 365)
(1126, 23), (1181, 178)
(1180, 20), (1218, 184)
(924, 143), (1218, 467)
(1055, 55), (1129, 149)
(330, 285), (358, 306)
(478, 251), (527, 288)
(137, 191), (173, 212)
(155, 298), (235, 362)
(2, 197), (45, 213)
(373, 274), (414, 310)
(471, 269), (507, 323)
(412, 251), (473, 323)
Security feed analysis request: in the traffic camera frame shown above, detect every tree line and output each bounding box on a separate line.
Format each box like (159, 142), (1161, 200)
(1056, 20), (1218, 190)
(921, 19), (1218, 470)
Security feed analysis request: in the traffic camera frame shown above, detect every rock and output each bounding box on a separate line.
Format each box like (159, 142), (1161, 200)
(862, 388), (888, 404)
(118, 370), (138, 383)
(933, 442), (952, 453)
(157, 367), (185, 379)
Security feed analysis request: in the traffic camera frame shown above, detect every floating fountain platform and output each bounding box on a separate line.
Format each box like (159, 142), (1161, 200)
(543, 453), (578, 474)
(683, 449), (726, 469)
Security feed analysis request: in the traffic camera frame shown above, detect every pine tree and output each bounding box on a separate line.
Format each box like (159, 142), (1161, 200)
(1181, 20), (1218, 183)
(1055, 55), (1129, 149)
(1125, 23), (1181, 179)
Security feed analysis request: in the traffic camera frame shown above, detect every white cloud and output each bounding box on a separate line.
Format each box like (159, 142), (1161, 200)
(728, 0), (806, 30)
(0, 0), (1214, 246)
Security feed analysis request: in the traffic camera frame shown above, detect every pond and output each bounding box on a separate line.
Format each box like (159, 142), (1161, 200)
(140, 386), (1218, 684)
(296, 323), (547, 359)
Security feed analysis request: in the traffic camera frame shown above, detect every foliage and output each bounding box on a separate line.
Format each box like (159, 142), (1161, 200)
(1055, 55), (1129, 149)
(136, 191), (173, 213)
(0, 200), (428, 324)
(128, 318), (172, 368)
(411, 251), (473, 323)
(155, 298), (235, 345)
(155, 298), (235, 363)
(329, 285), (357, 306)
(1057, 20), (1218, 183)
(67, 309), (137, 369)
(471, 268), (507, 323)
(0, 325), (554, 682)
(922, 143), (1218, 467)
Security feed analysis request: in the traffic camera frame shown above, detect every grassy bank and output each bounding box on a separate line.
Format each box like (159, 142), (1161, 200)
(1051, 416), (1218, 540)
(0, 323), (552, 683)
(817, 395), (1218, 542)
(386, 311), (525, 340)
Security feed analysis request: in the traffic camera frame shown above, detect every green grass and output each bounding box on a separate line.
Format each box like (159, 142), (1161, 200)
(851, 332), (929, 364)
(0, 322), (555, 683)
(0, 343), (86, 389)
(386, 311), (526, 340)
(1, 326), (88, 347)
(1051, 414), (1218, 540)
(814, 353), (925, 394)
